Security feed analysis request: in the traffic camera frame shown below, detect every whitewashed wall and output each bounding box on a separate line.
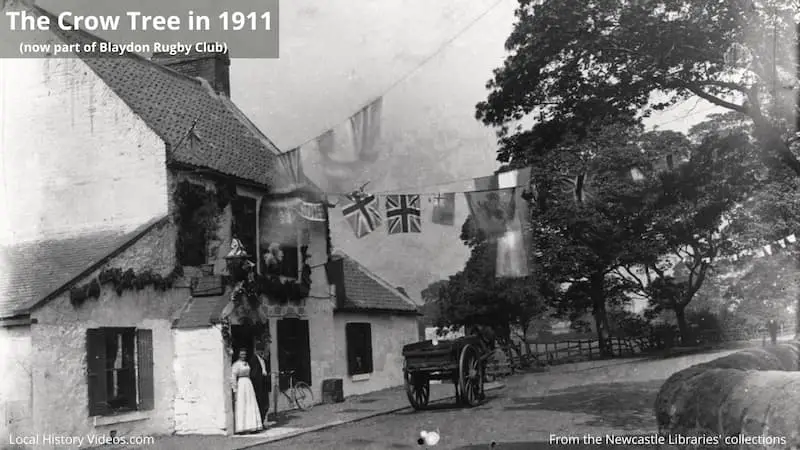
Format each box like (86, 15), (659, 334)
(0, 56), (168, 245)
(172, 327), (228, 435)
(334, 313), (419, 397)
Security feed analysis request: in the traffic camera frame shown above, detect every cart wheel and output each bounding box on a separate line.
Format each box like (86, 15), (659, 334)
(458, 344), (484, 407)
(404, 370), (430, 410)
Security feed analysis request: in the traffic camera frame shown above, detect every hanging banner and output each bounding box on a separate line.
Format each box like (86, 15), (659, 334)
(277, 147), (304, 189)
(431, 193), (456, 226)
(465, 184), (531, 278)
(297, 201), (326, 222)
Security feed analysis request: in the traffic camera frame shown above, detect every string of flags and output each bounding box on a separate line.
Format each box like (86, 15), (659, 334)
(707, 233), (799, 265)
(270, 95), (536, 278)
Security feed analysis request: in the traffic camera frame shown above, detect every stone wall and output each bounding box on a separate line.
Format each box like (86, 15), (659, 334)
(0, 57), (168, 244)
(0, 326), (33, 442)
(655, 342), (800, 448)
(25, 222), (188, 447)
(333, 312), (419, 397)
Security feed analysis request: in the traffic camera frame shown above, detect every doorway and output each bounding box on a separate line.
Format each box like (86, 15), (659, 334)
(230, 323), (270, 433)
(276, 319), (312, 391)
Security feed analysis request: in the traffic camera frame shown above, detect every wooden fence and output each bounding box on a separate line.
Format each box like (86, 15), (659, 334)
(486, 327), (775, 372)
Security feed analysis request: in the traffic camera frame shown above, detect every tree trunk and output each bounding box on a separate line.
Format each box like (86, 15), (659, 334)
(590, 273), (611, 357)
(675, 305), (690, 346)
(795, 291), (800, 340)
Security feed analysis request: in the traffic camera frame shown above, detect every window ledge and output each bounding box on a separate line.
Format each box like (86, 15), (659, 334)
(93, 410), (150, 427)
(351, 373), (371, 382)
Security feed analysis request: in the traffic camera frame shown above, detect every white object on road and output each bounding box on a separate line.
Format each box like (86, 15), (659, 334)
(420, 429), (440, 446)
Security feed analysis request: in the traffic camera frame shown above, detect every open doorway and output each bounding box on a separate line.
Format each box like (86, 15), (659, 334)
(230, 323), (270, 433)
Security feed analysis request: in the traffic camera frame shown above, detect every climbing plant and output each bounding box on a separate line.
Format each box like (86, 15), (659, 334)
(173, 180), (237, 266)
(69, 265), (184, 307)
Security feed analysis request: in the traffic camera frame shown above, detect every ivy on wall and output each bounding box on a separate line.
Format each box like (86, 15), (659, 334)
(173, 180), (237, 266)
(69, 266), (184, 307)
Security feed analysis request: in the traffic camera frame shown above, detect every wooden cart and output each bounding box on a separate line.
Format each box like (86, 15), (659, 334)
(401, 335), (490, 410)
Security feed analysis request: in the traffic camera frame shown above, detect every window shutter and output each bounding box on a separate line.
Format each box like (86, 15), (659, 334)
(86, 329), (108, 416)
(364, 324), (373, 374)
(345, 324), (357, 376)
(136, 329), (155, 411)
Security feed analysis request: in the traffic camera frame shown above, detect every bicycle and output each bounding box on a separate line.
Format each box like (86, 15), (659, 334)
(272, 369), (315, 412)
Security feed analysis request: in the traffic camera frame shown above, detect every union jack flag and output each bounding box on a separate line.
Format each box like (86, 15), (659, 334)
(560, 172), (596, 205)
(386, 194), (421, 234)
(342, 193), (382, 238)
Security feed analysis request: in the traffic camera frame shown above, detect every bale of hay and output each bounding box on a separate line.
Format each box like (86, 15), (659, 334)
(655, 342), (800, 444)
(761, 343), (800, 370)
(700, 349), (784, 371)
(718, 371), (791, 437)
(656, 368), (748, 435)
(654, 366), (709, 429)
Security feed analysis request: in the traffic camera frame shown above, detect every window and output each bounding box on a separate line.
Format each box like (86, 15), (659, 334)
(232, 196), (258, 259)
(176, 182), (209, 266)
(279, 245), (299, 278)
(345, 323), (373, 376)
(86, 328), (154, 416)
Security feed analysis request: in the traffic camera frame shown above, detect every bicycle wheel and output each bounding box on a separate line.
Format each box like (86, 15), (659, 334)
(292, 381), (315, 411)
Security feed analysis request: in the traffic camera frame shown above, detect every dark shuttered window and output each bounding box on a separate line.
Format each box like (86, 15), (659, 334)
(136, 329), (154, 411)
(345, 323), (373, 376)
(86, 329), (108, 416)
(86, 328), (155, 416)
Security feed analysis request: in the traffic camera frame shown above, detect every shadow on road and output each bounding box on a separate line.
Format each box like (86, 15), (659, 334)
(503, 380), (663, 430)
(394, 393), (501, 415)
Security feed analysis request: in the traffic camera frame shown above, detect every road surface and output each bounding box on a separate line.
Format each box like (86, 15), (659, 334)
(253, 349), (743, 449)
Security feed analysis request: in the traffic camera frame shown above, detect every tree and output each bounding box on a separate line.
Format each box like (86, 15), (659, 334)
(477, 0), (796, 169)
(431, 203), (552, 347)
(527, 121), (664, 355)
(619, 126), (760, 342)
(420, 280), (448, 304)
(476, 0), (800, 332)
(433, 241), (549, 345)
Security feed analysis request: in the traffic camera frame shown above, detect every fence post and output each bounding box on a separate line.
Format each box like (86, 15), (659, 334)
(588, 340), (593, 360)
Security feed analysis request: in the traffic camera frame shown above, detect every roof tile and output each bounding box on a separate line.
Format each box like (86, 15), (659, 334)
(34, 6), (288, 189)
(0, 218), (166, 318)
(334, 252), (419, 314)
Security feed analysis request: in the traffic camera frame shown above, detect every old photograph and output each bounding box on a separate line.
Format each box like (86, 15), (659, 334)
(1, 0), (799, 448)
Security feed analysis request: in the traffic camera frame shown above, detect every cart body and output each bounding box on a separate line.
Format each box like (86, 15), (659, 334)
(401, 335), (490, 409)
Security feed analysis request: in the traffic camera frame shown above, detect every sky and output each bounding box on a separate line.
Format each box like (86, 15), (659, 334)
(222, 0), (718, 303)
(3, 0), (720, 302)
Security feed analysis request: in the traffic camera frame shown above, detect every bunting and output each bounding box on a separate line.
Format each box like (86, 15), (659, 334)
(431, 193), (455, 226)
(305, 98), (384, 193)
(277, 147), (303, 188)
(386, 194), (421, 234)
(560, 172), (597, 205)
(349, 98), (383, 164)
(342, 192), (382, 238)
(297, 201), (327, 222)
(695, 233), (800, 267)
(465, 168), (533, 278)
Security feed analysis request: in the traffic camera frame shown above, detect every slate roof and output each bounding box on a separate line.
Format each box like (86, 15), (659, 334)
(32, 6), (289, 189)
(333, 252), (420, 315)
(0, 217), (168, 319)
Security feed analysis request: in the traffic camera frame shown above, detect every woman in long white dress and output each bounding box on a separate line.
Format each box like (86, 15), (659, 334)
(231, 349), (264, 434)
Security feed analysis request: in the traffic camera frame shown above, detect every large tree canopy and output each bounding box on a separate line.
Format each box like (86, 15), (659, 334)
(477, 0), (798, 171)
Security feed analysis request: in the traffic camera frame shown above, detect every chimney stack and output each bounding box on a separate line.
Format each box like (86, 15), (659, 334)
(151, 45), (230, 97)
